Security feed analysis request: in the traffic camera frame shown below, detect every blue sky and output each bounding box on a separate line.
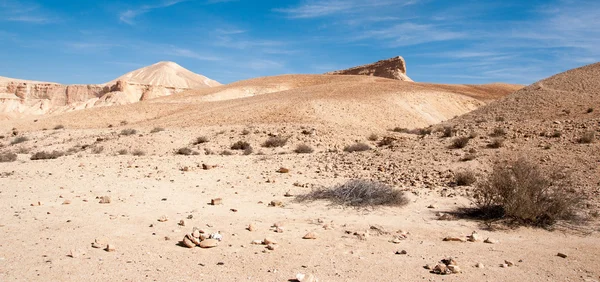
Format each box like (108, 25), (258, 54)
(0, 0), (598, 85)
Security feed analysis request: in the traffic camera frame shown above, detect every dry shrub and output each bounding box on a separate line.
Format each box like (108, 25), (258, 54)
(490, 127), (507, 137)
(455, 170), (477, 186)
(31, 151), (64, 160)
(411, 127), (433, 136)
(120, 129), (138, 136)
(294, 144), (314, 154)
(451, 136), (470, 149)
(0, 152), (17, 162)
(11, 136), (29, 145)
(551, 130), (562, 138)
(578, 131), (595, 144)
(471, 158), (580, 226)
(117, 149), (128, 155)
(176, 147), (195, 155)
(392, 127), (410, 133)
(367, 134), (379, 141)
(231, 141), (251, 150)
(262, 136), (288, 148)
(344, 142), (371, 152)
(54, 125), (65, 130)
(587, 108), (594, 113)
(241, 129), (251, 135)
(243, 146), (254, 155)
(221, 150), (234, 156)
(377, 137), (395, 147)
(460, 153), (477, 162)
(192, 136), (209, 145)
(132, 149), (145, 156)
(297, 179), (408, 207)
(441, 126), (455, 138)
(488, 138), (504, 148)
(91, 146), (104, 154)
(150, 127), (165, 133)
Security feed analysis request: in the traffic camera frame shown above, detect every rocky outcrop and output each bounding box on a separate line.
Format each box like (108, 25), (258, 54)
(0, 61), (220, 119)
(325, 56), (413, 82)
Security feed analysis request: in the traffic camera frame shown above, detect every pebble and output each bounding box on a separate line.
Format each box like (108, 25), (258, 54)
(484, 237), (498, 244)
(447, 265), (461, 274)
(105, 244), (116, 252)
(395, 250), (407, 255)
(303, 232), (317, 239)
(158, 216), (168, 222)
(247, 224), (256, 232)
(557, 253), (568, 258)
(263, 238), (277, 245)
(251, 240), (263, 245)
(199, 239), (219, 248)
(266, 244), (277, 250)
(269, 200), (283, 207)
(211, 198), (223, 205)
(183, 235), (196, 248)
(178, 220), (185, 226)
(467, 231), (480, 242)
(443, 237), (466, 242)
(505, 260), (514, 267)
(296, 273), (318, 282)
(62, 200), (71, 205)
(98, 196), (111, 204)
(476, 263), (484, 268)
(277, 167), (290, 173)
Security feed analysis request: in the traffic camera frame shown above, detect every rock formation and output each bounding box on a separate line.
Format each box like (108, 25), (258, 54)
(325, 56), (413, 82)
(0, 62), (220, 119)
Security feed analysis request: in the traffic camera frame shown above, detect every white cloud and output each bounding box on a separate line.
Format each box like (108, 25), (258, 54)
(119, 0), (190, 25)
(275, 0), (418, 19)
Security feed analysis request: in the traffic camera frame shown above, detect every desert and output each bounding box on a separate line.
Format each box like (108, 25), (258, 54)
(1, 1), (599, 281)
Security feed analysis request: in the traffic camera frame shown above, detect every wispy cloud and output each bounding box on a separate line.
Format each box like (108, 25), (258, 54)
(119, 0), (191, 25)
(355, 23), (466, 47)
(0, 1), (55, 24)
(167, 47), (222, 61)
(275, 0), (418, 19)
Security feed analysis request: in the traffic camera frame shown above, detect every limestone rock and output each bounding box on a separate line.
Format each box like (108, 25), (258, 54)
(443, 236), (466, 242)
(199, 239), (219, 248)
(296, 273), (318, 282)
(182, 235), (196, 248)
(325, 56), (413, 82)
(105, 244), (116, 252)
(211, 198), (223, 205)
(467, 231), (480, 242)
(98, 196), (111, 204)
(303, 232), (317, 239)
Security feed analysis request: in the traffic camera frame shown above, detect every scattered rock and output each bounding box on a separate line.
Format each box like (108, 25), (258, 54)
(199, 239), (219, 248)
(395, 250), (407, 255)
(91, 238), (107, 249)
(274, 227), (284, 233)
(427, 204), (435, 209)
(284, 191), (293, 197)
(266, 244), (277, 251)
(437, 213), (454, 220)
(98, 196), (111, 204)
(62, 200), (71, 205)
(433, 264), (449, 275)
(277, 167), (290, 173)
(178, 220), (185, 226)
(557, 253), (568, 258)
(251, 240), (263, 245)
(182, 235), (196, 248)
(500, 263), (508, 268)
(369, 225), (390, 235)
(447, 265), (461, 274)
(211, 198), (223, 205)
(443, 237), (466, 242)
(303, 232), (317, 239)
(67, 249), (84, 258)
(30, 201), (41, 206)
(263, 237), (277, 245)
(269, 200), (283, 207)
(105, 244), (116, 252)
(158, 215), (168, 222)
(202, 164), (216, 170)
(247, 224), (256, 231)
(476, 263), (484, 268)
(467, 231), (480, 242)
(505, 260), (514, 267)
(296, 273), (318, 282)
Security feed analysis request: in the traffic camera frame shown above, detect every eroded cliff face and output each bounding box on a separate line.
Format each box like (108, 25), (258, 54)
(0, 79), (185, 119)
(325, 56), (413, 82)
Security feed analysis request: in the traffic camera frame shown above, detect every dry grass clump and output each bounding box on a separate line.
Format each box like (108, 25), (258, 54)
(367, 134), (379, 141)
(578, 131), (595, 144)
(451, 136), (470, 149)
(392, 127), (410, 133)
(455, 170), (477, 186)
(221, 150), (234, 156)
(176, 147), (197, 155)
(262, 136), (288, 148)
(0, 152), (18, 162)
(344, 142), (371, 152)
(192, 136), (209, 145)
(377, 137), (395, 147)
(471, 158), (580, 227)
(241, 129), (251, 135)
(488, 138), (504, 148)
(117, 149), (128, 155)
(297, 179), (408, 207)
(243, 146), (254, 155)
(294, 144), (314, 154)
(91, 146), (104, 154)
(460, 153), (477, 162)
(11, 136), (29, 145)
(441, 126), (455, 138)
(120, 129), (138, 136)
(131, 149), (146, 156)
(31, 151), (64, 160)
(150, 127), (165, 133)
(231, 141), (251, 150)
(54, 125), (65, 130)
(490, 127), (507, 137)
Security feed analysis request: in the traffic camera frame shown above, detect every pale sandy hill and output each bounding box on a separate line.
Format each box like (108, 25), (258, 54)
(108, 61), (221, 88)
(0, 75), (57, 85)
(455, 62), (600, 122)
(4, 74), (521, 132)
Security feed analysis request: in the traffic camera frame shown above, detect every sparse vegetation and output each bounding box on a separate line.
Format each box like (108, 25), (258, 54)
(91, 146), (104, 154)
(120, 120), (128, 126)
(294, 144), (314, 154)
(192, 136), (209, 145)
(488, 138), (504, 148)
(441, 126), (455, 138)
(377, 136), (394, 147)
(451, 136), (470, 149)
(367, 133), (379, 141)
(587, 108), (594, 113)
(551, 130), (562, 138)
(344, 142), (371, 152)
(455, 170), (477, 186)
(490, 127), (507, 137)
(241, 129), (251, 135)
(30, 151), (64, 160)
(495, 116), (505, 122)
(297, 179), (408, 207)
(468, 131), (478, 139)
(243, 146), (254, 155)
(460, 153), (477, 162)
(11, 136), (29, 145)
(392, 127), (410, 133)
(150, 127), (165, 133)
(54, 125), (65, 130)
(120, 129), (138, 136)
(176, 147), (194, 155)
(412, 127), (433, 136)
(131, 149), (145, 156)
(231, 141), (251, 150)
(578, 131), (595, 144)
(221, 150), (234, 156)
(117, 149), (128, 155)
(262, 136), (288, 148)
(471, 158), (580, 227)
(0, 152), (17, 162)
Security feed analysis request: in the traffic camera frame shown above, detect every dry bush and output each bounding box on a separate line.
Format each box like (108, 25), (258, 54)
(131, 149), (145, 156)
(241, 129), (251, 135)
(294, 144), (314, 154)
(392, 127), (410, 133)
(367, 134), (379, 141)
(442, 126), (455, 138)
(91, 146), (104, 154)
(0, 152), (17, 162)
(488, 138), (504, 148)
(243, 146), (254, 155)
(231, 141), (251, 150)
(468, 131), (478, 139)
(551, 130), (562, 138)
(120, 120), (128, 126)
(490, 127), (507, 137)
(11, 136), (29, 145)
(455, 170), (477, 186)
(54, 125), (65, 130)
(411, 127), (432, 136)
(578, 131), (595, 144)
(471, 158), (580, 226)
(495, 116), (505, 122)
(117, 149), (128, 155)
(150, 127), (165, 133)
(176, 147), (195, 155)
(377, 137), (395, 147)
(192, 136), (209, 145)
(297, 179), (408, 207)
(262, 136), (288, 148)
(120, 129), (138, 136)
(31, 151), (64, 160)
(587, 108), (594, 113)
(221, 150), (234, 156)
(460, 153), (477, 162)
(344, 142), (371, 152)
(451, 136), (470, 149)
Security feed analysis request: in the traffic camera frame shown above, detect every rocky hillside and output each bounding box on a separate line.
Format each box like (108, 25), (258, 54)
(326, 56), (413, 82)
(0, 62), (220, 119)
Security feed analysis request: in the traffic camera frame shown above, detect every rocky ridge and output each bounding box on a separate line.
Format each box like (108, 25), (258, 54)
(325, 56), (413, 82)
